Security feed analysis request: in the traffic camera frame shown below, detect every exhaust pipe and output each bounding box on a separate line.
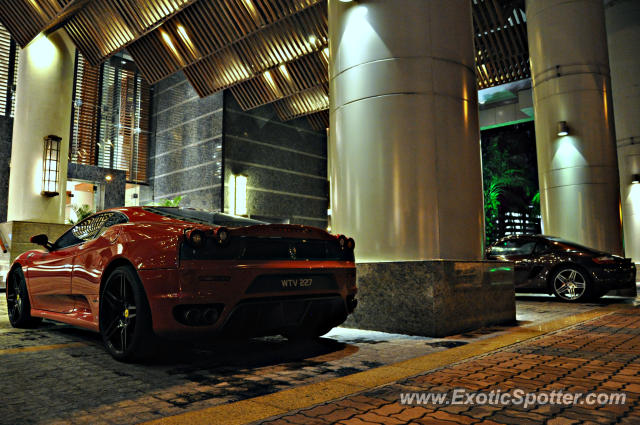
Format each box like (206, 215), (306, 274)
(202, 308), (219, 325)
(184, 309), (201, 325)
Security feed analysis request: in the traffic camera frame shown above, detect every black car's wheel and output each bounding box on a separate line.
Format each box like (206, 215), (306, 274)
(6, 267), (42, 328)
(551, 266), (591, 302)
(99, 265), (154, 362)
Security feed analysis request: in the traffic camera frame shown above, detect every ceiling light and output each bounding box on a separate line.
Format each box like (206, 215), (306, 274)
(176, 24), (198, 57)
(279, 64), (291, 80)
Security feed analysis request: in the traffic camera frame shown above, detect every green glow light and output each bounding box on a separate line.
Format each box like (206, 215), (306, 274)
(489, 267), (512, 272)
(480, 117), (534, 131)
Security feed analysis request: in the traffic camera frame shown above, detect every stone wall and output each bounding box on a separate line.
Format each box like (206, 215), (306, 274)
(0, 116), (12, 223)
(223, 95), (328, 227)
(150, 72), (223, 210)
(67, 163), (126, 209)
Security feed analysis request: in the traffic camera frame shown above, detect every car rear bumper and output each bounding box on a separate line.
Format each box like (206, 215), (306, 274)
(139, 260), (357, 338)
(591, 264), (637, 290)
(219, 295), (348, 338)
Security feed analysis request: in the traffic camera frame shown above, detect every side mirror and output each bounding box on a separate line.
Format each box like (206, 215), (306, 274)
(30, 234), (53, 251)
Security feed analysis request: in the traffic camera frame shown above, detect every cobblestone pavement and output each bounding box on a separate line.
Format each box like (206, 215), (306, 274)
(0, 293), (636, 425)
(260, 308), (640, 425)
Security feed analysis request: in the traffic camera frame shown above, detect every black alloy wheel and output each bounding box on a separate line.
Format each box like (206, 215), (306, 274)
(99, 265), (153, 361)
(6, 267), (42, 328)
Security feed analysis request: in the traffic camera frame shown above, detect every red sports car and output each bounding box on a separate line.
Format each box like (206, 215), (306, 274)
(5, 207), (357, 361)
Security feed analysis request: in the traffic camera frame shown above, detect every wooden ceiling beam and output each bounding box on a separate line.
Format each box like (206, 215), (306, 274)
(472, 0), (529, 89)
(229, 48), (328, 111)
(65, 0), (201, 65)
(42, 0), (91, 36)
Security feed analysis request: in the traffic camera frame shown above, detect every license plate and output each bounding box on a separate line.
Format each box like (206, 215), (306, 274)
(280, 277), (313, 288)
(246, 274), (338, 294)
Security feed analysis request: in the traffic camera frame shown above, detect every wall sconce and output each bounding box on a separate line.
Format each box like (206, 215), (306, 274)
(632, 174), (640, 184)
(229, 174), (248, 216)
(557, 121), (569, 137)
(41, 134), (62, 197)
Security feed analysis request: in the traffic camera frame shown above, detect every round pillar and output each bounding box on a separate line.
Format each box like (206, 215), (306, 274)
(7, 31), (75, 224)
(328, 0), (484, 262)
(606, 0), (640, 263)
(527, 0), (622, 254)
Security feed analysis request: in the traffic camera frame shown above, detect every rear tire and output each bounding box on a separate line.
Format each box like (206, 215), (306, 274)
(99, 265), (155, 362)
(6, 267), (42, 328)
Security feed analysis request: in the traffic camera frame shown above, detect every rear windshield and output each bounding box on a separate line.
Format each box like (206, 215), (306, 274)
(144, 207), (266, 227)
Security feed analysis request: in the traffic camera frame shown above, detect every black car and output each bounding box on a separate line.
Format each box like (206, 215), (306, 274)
(486, 235), (637, 302)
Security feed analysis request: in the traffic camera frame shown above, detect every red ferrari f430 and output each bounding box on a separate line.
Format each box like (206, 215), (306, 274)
(5, 207), (357, 361)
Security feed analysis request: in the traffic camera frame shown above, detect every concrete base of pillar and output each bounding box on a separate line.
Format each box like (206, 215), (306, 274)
(0, 221), (72, 264)
(343, 261), (516, 337)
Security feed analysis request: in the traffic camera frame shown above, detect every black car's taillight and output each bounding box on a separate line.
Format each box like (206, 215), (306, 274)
(592, 256), (616, 264)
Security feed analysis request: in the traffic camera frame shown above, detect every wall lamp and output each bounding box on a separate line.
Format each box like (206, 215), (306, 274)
(557, 121), (569, 137)
(632, 174), (640, 184)
(229, 174), (248, 216)
(41, 134), (61, 197)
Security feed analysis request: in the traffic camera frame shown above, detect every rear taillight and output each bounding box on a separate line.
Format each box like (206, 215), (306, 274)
(346, 238), (355, 250)
(592, 256), (616, 264)
(185, 229), (206, 248)
(215, 227), (230, 246)
(335, 235), (355, 261)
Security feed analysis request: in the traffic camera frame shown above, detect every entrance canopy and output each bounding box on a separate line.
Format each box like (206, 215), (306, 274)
(0, 0), (529, 130)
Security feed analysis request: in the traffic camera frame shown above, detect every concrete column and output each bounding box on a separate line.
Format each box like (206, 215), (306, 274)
(526, 0), (622, 254)
(606, 0), (640, 263)
(7, 31), (75, 224)
(328, 0), (484, 262)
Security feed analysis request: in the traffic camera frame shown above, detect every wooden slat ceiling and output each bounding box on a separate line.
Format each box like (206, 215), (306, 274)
(0, 0), (528, 129)
(473, 0), (529, 89)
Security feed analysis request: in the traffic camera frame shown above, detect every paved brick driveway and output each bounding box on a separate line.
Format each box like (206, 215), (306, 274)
(0, 293), (637, 425)
(261, 309), (640, 425)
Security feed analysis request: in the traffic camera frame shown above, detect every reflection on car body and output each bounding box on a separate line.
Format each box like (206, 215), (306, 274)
(486, 234), (636, 302)
(5, 207), (357, 361)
